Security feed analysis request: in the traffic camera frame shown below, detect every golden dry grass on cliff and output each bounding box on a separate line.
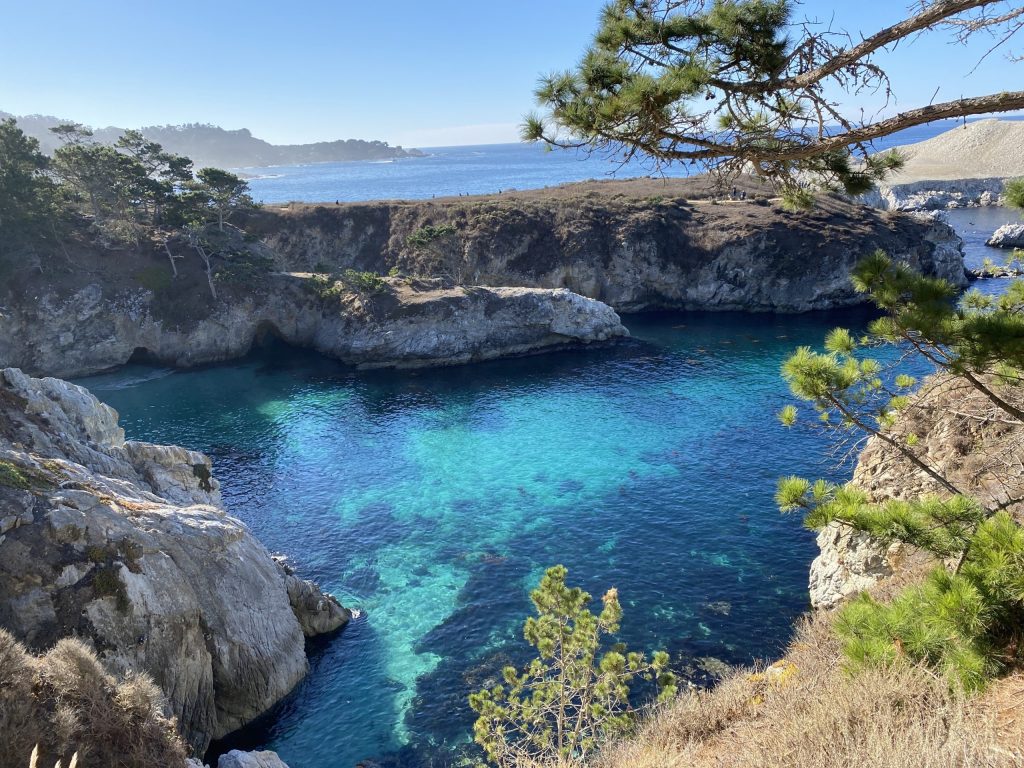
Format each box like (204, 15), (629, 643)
(0, 628), (186, 768)
(598, 615), (1024, 768)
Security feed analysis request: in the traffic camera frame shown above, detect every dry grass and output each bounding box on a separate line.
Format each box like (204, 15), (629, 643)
(597, 615), (1024, 768)
(0, 629), (187, 768)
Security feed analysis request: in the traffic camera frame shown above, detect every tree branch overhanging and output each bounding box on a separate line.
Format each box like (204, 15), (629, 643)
(525, 0), (1024, 197)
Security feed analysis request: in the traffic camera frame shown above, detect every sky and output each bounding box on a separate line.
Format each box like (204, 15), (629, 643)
(0, 0), (1021, 148)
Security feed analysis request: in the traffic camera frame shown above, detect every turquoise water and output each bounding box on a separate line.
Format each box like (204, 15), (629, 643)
(79, 309), (883, 767)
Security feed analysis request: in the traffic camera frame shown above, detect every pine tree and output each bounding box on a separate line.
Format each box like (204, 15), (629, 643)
(524, 1), (1024, 201)
(469, 566), (675, 767)
(776, 198), (1024, 689)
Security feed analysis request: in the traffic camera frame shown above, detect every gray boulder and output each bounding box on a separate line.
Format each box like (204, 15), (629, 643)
(218, 751), (290, 768)
(986, 223), (1024, 248)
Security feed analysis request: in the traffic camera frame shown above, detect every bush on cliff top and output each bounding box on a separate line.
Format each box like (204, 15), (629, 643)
(0, 628), (187, 768)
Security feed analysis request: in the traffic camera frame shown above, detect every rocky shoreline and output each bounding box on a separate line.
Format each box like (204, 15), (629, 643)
(250, 191), (966, 313)
(860, 177), (1007, 212)
(0, 184), (967, 379)
(0, 180), (981, 765)
(0, 368), (348, 755)
(809, 374), (1024, 609)
(0, 272), (627, 379)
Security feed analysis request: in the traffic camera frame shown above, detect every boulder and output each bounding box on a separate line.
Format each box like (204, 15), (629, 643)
(986, 223), (1024, 248)
(218, 751), (290, 768)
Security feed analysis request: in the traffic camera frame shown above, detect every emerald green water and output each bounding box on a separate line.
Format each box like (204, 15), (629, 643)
(78, 309), (878, 767)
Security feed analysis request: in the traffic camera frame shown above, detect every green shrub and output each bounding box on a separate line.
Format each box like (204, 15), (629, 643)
(1004, 177), (1024, 209)
(214, 251), (275, 284)
(339, 269), (387, 294)
(133, 265), (172, 293)
(310, 269), (388, 299)
(406, 223), (456, 249)
(92, 568), (130, 613)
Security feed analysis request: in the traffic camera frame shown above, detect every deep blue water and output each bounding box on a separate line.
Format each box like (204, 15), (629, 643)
(80, 309), (880, 767)
(242, 118), (1022, 205)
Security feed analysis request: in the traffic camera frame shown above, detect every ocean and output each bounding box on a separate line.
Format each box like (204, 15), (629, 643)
(240, 118), (1016, 205)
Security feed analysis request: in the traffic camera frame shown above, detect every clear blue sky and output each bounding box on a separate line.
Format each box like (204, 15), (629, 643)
(0, 0), (1020, 147)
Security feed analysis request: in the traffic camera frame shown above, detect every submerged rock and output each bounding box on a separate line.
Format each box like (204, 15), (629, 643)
(0, 368), (348, 753)
(986, 223), (1024, 248)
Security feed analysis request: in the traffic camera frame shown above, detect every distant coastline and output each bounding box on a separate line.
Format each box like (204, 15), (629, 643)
(0, 111), (424, 169)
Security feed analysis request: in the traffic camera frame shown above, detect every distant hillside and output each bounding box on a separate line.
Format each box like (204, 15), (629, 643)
(874, 118), (1024, 183)
(1, 112), (425, 168)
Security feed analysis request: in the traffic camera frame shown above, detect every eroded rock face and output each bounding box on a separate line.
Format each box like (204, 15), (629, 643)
(252, 194), (967, 314)
(0, 185), (964, 380)
(0, 368), (348, 753)
(861, 178), (1006, 212)
(0, 275), (627, 379)
(809, 375), (1024, 608)
(987, 223), (1024, 248)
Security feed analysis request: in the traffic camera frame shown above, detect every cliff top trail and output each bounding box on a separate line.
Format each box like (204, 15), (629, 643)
(882, 119), (1024, 183)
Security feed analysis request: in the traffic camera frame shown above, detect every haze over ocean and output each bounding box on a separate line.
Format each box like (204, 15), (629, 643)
(242, 118), (1024, 205)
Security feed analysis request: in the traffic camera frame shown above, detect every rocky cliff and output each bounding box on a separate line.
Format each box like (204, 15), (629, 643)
(0, 179), (964, 380)
(860, 177), (1006, 212)
(247, 185), (966, 313)
(0, 262), (626, 379)
(0, 368), (349, 753)
(809, 375), (1024, 608)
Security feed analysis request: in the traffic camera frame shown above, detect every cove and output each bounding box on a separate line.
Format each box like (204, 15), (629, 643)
(76, 307), (884, 767)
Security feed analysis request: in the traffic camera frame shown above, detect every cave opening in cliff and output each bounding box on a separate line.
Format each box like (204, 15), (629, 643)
(251, 321), (287, 350)
(127, 347), (160, 365)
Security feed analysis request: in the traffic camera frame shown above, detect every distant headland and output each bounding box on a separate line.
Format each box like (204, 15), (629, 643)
(0, 111), (425, 169)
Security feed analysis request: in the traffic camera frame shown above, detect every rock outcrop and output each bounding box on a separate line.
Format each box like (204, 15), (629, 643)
(0, 272), (627, 379)
(860, 178), (1006, 212)
(217, 751), (290, 768)
(0, 368), (349, 753)
(809, 375), (1024, 608)
(987, 223), (1024, 248)
(0, 179), (964, 380)
(251, 191), (966, 314)
(861, 120), (1024, 212)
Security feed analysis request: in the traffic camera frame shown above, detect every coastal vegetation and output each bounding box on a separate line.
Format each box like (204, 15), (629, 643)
(4, 2), (1024, 765)
(0, 628), (186, 768)
(1, 112), (423, 169)
(776, 239), (1024, 691)
(0, 117), (265, 297)
(469, 566), (675, 768)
